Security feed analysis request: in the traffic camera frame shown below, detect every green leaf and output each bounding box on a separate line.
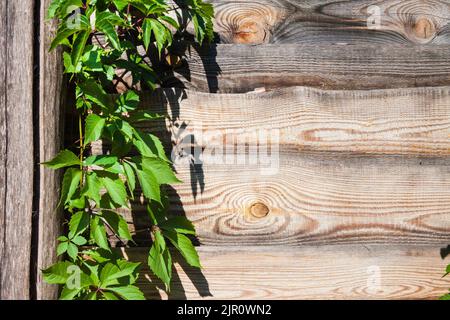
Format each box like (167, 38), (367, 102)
(440, 293), (450, 300)
(85, 155), (118, 167)
(160, 216), (196, 235)
(78, 79), (111, 110)
(84, 114), (106, 145)
(69, 211), (90, 238)
(135, 167), (160, 203)
(67, 242), (79, 261)
(48, 0), (63, 19)
(160, 15), (179, 29)
(60, 168), (82, 205)
(99, 263), (121, 287)
(42, 261), (75, 284)
(59, 286), (82, 300)
(142, 18), (171, 55)
(148, 231), (172, 290)
(82, 248), (120, 264)
(133, 131), (170, 162)
(123, 162), (136, 196)
(99, 174), (128, 207)
(72, 235), (87, 246)
(90, 215), (109, 249)
(106, 285), (145, 300)
(128, 111), (164, 123)
(112, 0), (129, 11)
(99, 260), (140, 288)
(141, 157), (181, 184)
(142, 18), (152, 51)
(71, 30), (91, 67)
(96, 21), (121, 50)
(164, 230), (201, 268)
(50, 26), (78, 51)
(43, 150), (80, 169)
(116, 91), (140, 112)
(83, 172), (103, 206)
(57, 241), (69, 256)
(82, 49), (103, 71)
(102, 291), (119, 300)
(101, 210), (132, 241)
(116, 119), (134, 140)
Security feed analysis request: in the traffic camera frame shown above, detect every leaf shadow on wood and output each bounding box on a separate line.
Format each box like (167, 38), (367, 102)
(129, 188), (212, 300)
(440, 245), (450, 259)
(128, 84), (215, 299)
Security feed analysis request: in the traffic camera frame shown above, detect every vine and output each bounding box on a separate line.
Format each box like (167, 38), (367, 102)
(42, 0), (214, 300)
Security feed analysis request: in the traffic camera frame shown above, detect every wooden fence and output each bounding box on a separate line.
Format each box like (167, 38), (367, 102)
(1, 0), (450, 300)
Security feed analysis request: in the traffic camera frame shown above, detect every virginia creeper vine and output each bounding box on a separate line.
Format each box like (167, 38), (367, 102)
(41, 0), (214, 300)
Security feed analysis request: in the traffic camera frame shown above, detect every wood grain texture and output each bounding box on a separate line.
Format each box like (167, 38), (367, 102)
(0, 0), (7, 301)
(128, 153), (450, 246)
(138, 86), (450, 156)
(35, 0), (65, 300)
(166, 44), (450, 92)
(0, 0), (35, 300)
(124, 245), (450, 300)
(96, 87), (450, 246)
(202, 0), (450, 45)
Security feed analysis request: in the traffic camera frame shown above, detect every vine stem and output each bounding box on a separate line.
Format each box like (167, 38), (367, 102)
(79, 112), (85, 186)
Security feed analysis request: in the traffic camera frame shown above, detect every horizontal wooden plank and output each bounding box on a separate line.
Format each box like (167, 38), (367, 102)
(97, 87), (450, 247)
(138, 86), (450, 156)
(165, 44), (450, 92)
(123, 245), (450, 299)
(127, 153), (450, 246)
(203, 0), (450, 45)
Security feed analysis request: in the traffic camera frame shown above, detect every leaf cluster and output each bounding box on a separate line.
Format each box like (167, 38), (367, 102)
(43, 0), (213, 300)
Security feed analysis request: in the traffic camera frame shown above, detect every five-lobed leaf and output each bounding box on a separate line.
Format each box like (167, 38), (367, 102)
(44, 0), (214, 300)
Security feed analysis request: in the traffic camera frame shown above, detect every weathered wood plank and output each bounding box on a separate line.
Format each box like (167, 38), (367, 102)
(0, 0), (35, 300)
(97, 87), (450, 246)
(139, 86), (450, 156)
(202, 0), (450, 45)
(35, 0), (65, 300)
(165, 44), (450, 92)
(124, 245), (450, 300)
(128, 153), (450, 246)
(0, 0), (7, 300)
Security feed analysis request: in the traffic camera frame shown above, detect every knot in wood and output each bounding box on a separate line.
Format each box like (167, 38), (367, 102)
(411, 17), (436, 41)
(249, 202), (270, 218)
(233, 20), (267, 44)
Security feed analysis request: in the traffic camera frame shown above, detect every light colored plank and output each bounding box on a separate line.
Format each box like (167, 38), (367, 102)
(124, 245), (450, 300)
(203, 0), (450, 45)
(0, 0), (35, 300)
(166, 44), (450, 92)
(101, 87), (450, 246)
(35, 0), (65, 300)
(129, 153), (450, 246)
(139, 86), (450, 156)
